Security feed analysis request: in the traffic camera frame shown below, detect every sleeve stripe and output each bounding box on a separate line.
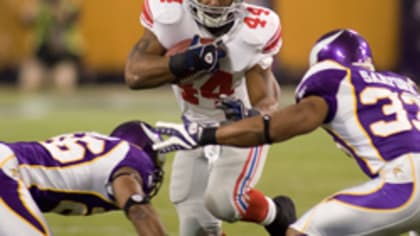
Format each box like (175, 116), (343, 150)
(263, 26), (282, 53)
(141, 15), (153, 28)
(141, 0), (153, 27)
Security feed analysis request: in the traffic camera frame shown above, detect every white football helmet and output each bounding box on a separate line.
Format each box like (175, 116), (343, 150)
(188, 0), (245, 28)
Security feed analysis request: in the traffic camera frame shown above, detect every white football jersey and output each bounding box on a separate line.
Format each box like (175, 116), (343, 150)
(140, 0), (282, 124)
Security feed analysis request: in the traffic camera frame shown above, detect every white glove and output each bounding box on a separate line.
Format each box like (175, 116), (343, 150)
(152, 121), (202, 153)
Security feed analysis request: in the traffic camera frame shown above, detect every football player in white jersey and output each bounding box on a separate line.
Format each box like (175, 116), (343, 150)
(152, 29), (420, 235)
(124, 0), (294, 235)
(0, 121), (167, 236)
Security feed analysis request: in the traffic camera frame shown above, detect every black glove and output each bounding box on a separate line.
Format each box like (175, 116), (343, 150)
(216, 95), (260, 122)
(169, 35), (226, 80)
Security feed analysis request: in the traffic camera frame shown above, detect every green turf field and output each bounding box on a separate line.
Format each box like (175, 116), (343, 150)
(0, 85), (369, 235)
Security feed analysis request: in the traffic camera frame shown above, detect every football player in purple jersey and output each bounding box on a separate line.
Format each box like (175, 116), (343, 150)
(0, 121), (167, 236)
(152, 29), (420, 235)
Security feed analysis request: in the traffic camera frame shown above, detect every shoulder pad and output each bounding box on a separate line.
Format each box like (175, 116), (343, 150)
(141, 0), (184, 26)
(296, 60), (348, 102)
(240, 4), (282, 53)
(306, 60), (347, 76)
(300, 60), (348, 85)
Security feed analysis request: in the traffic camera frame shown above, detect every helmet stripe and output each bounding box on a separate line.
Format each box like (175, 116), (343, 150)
(309, 30), (343, 66)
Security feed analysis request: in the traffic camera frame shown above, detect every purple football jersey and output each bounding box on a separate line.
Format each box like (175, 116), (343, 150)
(296, 60), (420, 177)
(6, 132), (157, 215)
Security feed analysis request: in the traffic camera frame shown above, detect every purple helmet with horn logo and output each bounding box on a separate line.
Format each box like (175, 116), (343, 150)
(309, 29), (375, 70)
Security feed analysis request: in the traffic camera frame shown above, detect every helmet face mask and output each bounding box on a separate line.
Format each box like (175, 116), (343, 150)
(309, 29), (375, 71)
(188, 0), (244, 28)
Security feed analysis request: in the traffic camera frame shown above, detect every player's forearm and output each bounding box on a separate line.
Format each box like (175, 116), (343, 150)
(248, 66), (281, 114)
(268, 103), (320, 142)
(125, 54), (176, 89)
(214, 116), (266, 146)
(215, 101), (322, 146)
(256, 75), (281, 114)
(128, 205), (168, 236)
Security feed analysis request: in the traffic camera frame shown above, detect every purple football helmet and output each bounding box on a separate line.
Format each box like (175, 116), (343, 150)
(110, 120), (165, 198)
(309, 29), (375, 70)
(111, 121), (160, 157)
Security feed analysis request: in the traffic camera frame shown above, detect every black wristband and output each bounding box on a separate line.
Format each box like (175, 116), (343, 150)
(169, 53), (189, 79)
(262, 115), (272, 144)
(123, 194), (150, 217)
(199, 127), (217, 145)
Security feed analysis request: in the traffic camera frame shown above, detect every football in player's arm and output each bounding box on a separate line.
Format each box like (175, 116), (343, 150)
(152, 29), (420, 236)
(0, 121), (167, 236)
(124, 0), (293, 236)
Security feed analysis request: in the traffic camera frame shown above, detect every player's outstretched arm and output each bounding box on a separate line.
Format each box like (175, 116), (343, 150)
(152, 96), (328, 152)
(214, 96), (328, 146)
(111, 167), (167, 236)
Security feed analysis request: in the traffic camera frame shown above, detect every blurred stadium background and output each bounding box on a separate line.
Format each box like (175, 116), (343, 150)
(2, 0), (418, 84)
(0, 0), (418, 235)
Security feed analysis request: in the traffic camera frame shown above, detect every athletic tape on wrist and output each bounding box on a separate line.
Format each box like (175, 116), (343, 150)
(199, 127), (217, 145)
